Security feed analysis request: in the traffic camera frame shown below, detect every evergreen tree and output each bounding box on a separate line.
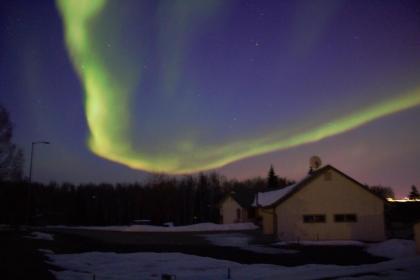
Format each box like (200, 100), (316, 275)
(408, 185), (420, 200)
(369, 185), (395, 199)
(0, 105), (24, 181)
(267, 165), (279, 188)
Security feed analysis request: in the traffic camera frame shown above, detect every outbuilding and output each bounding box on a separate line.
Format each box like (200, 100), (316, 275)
(219, 189), (256, 224)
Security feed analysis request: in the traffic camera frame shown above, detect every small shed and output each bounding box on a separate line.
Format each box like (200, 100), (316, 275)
(219, 189), (256, 224)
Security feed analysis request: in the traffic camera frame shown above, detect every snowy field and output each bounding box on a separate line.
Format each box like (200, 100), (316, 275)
(42, 239), (420, 280)
(47, 222), (258, 232)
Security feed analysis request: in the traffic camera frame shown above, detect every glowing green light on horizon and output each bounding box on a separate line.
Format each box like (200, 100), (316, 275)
(56, 0), (420, 174)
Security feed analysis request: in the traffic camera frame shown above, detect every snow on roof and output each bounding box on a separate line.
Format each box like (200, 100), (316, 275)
(252, 183), (297, 207)
(251, 166), (354, 207)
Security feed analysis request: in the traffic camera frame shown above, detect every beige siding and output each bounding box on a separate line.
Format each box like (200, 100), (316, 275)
(275, 169), (385, 241)
(415, 223), (420, 255)
(220, 196), (245, 224)
(257, 208), (275, 235)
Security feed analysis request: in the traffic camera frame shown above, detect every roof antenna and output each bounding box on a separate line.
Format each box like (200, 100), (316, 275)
(309, 156), (322, 174)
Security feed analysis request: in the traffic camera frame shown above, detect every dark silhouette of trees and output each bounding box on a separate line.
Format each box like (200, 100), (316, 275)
(1, 172), (284, 226)
(0, 105), (24, 182)
(408, 185), (419, 200)
(278, 177), (295, 188)
(369, 185), (395, 199)
(0, 172), (264, 226)
(266, 165), (294, 189)
(267, 165), (279, 188)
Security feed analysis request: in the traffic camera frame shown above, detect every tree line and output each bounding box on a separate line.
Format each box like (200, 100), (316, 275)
(0, 173), (279, 226)
(1, 167), (416, 227)
(0, 104), (293, 227)
(1, 104), (419, 227)
(0, 105), (24, 182)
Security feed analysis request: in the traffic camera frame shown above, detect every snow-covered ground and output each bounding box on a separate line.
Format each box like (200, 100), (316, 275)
(47, 222), (258, 232)
(41, 239), (420, 280)
(39, 248), (54, 254)
(203, 233), (297, 254)
(275, 240), (366, 247)
(367, 239), (417, 258)
(25, 231), (55, 241)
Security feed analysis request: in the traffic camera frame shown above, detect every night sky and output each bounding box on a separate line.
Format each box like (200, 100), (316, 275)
(1, 0), (419, 197)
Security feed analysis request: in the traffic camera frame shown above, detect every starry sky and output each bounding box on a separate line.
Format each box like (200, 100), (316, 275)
(1, 0), (419, 197)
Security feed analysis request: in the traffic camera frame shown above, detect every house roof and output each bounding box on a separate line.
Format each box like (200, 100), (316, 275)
(231, 189), (257, 208)
(253, 164), (386, 208)
(252, 183), (297, 207)
(220, 188), (257, 209)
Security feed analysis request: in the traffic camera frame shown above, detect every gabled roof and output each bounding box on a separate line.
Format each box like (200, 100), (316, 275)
(221, 188), (257, 209)
(252, 183), (297, 207)
(254, 164), (386, 208)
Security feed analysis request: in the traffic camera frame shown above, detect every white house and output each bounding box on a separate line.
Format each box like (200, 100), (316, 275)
(254, 165), (386, 241)
(219, 189), (256, 224)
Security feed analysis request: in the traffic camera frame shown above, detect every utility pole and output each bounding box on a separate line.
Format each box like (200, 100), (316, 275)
(29, 141), (50, 183)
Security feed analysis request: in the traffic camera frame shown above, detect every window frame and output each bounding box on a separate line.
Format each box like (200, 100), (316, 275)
(334, 214), (357, 223)
(303, 214), (326, 223)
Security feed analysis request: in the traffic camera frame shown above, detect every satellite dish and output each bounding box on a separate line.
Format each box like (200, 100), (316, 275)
(310, 156), (322, 170)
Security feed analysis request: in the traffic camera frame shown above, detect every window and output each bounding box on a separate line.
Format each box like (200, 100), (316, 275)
(236, 208), (241, 220)
(334, 214), (357, 223)
(303, 215), (326, 223)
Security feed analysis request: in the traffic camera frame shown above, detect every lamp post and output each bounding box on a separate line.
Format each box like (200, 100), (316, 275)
(29, 141), (50, 183)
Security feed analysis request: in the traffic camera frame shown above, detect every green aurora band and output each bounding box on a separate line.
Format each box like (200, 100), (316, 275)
(56, 0), (420, 174)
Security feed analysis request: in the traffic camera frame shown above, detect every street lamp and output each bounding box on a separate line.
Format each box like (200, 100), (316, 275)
(29, 141), (50, 183)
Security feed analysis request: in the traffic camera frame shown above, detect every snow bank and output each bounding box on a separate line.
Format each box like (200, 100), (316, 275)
(47, 222), (258, 232)
(275, 240), (366, 247)
(25, 231), (54, 241)
(367, 239), (416, 259)
(44, 250), (420, 280)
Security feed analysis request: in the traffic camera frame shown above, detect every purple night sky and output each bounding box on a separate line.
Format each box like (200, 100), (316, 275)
(0, 0), (419, 198)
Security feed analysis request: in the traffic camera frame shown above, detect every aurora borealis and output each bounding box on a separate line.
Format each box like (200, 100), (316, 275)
(1, 0), (420, 196)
